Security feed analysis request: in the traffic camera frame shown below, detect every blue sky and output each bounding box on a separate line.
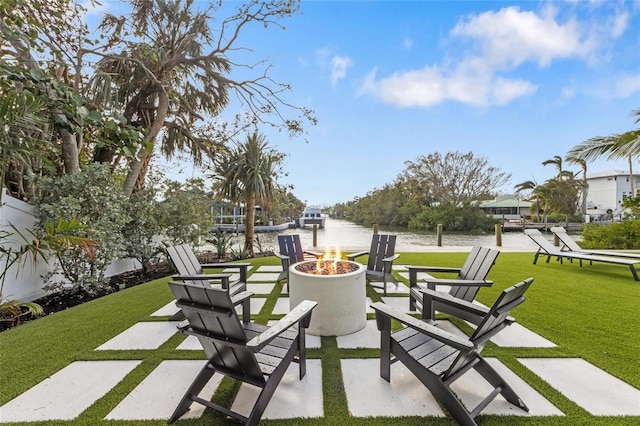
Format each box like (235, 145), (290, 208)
(94, 1), (640, 206)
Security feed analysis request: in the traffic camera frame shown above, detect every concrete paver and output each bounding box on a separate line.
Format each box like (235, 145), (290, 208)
(105, 360), (222, 420)
(519, 358), (640, 415)
(0, 361), (141, 422)
(231, 359), (323, 420)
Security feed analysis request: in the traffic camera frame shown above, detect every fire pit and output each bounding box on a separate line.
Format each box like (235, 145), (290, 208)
(289, 258), (366, 336)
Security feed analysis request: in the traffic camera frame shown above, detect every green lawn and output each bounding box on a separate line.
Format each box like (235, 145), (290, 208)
(1, 251), (638, 425)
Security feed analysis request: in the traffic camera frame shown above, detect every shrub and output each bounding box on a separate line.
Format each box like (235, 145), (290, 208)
(408, 204), (498, 233)
(34, 164), (130, 295)
(121, 187), (164, 273)
(156, 178), (212, 247)
(580, 220), (640, 249)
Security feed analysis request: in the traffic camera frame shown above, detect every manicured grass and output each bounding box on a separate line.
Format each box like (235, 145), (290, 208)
(0, 252), (638, 425)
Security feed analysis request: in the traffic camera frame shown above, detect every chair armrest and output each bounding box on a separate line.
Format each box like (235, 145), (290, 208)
(201, 262), (251, 269)
(407, 265), (460, 286)
(230, 291), (254, 306)
(406, 265), (462, 273)
(423, 278), (492, 286)
(173, 274), (230, 289)
(383, 254), (400, 263)
(419, 288), (488, 317)
(303, 250), (324, 258)
(201, 262), (250, 282)
(370, 302), (473, 351)
(173, 273), (231, 280)
(275, 252), (289, 260)
(246, 300), (318, 351)
(231, 290), (253, 324)
(347, 250), (369, 261)
(422, 278), (493, 291)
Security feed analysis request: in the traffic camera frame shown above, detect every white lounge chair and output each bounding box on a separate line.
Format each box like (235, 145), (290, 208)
(550, 226), (640, 259)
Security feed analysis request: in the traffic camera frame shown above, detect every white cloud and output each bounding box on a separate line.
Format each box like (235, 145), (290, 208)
(490, 77), (538, 104)
(610, 11), (629, 37)
(402, 37), (413, 50)
(359, 5), (624, 108)
(451, 6), (596, 68)
(359, 63), (537, 107)
(330, 55), (352, 86)
(612, 73), (640, 98)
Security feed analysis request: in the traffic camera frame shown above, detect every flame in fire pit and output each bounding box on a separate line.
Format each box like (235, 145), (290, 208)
(316, 247), (342, 274)
(293, 248), (359, 275)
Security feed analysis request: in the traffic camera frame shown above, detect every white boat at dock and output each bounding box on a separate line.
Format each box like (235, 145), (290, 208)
(298, 207), (326, 229)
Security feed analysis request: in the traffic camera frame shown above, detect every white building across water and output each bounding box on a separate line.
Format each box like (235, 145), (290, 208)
(585, 170), (640, 220)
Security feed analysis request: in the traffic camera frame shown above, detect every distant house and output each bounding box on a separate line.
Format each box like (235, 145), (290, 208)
(479, 196), (532, 220)
(585, 170), (640, 220)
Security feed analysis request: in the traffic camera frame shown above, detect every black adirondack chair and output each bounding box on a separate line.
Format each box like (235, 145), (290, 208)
(408, 246), (499, 324)
(275, 235), (323, 291)
(371, 277), (534, 426)
(167, 281), (317, 426)
(347, 234), (400, 296)
(167, 244), (249, 295)
(167, 244), (251, 321)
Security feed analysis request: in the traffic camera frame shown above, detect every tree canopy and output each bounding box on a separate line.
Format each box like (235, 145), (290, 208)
(1, 0), (315, 199)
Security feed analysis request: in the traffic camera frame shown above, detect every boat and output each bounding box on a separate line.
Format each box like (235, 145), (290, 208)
(298, 206), (326, 229)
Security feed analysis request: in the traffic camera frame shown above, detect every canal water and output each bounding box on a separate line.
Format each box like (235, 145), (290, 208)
(222, 218), (547, 252)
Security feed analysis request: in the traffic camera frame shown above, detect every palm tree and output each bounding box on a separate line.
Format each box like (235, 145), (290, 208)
(565, 157), (588, 215)
(0, 88), (49, 202)
(514, 180), (544, 220)
(211, 131), (284, 256)
(87, 0), (314, 196)
(542, 155), (564, 178)
(566, 109), (640, 196)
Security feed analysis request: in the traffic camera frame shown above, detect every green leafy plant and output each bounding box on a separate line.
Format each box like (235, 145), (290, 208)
(155, 178), (212, 247)
(120, 187), (164, 273)
(229, 244), (250, 260)
(0, 219), (96, 324)
(208, 230), (232, 259)
(34, 164), (129, 295)
(580, 220), (640, 249)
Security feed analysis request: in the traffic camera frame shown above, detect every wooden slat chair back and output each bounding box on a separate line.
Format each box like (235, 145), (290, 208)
(166, 244), (248, 295)
(408, 246), (499, 323)
(448, 246), (500, 301)
(167, 244), (210, 286)
(348, 234), (400, 296)
(446, 278), (530, 379)
(275, 235), (323, 290)
(167, 281), (317, 426)
(372, 278), (534, 426)
(367, 234), (397, 274)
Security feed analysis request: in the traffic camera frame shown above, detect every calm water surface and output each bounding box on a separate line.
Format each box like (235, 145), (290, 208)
(223, 218), (546, 252)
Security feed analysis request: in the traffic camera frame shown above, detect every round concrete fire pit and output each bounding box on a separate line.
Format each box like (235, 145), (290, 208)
(289, 260), (366, 336)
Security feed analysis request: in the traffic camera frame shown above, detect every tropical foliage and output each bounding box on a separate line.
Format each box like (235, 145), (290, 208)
(566, 108), (640, 197)
(1, 0), (314, 301)
(1, 0), (314, 200)
(333, 151), (508, 232)
(514, 155), (585, 219)
(211, 131), (285, 256)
